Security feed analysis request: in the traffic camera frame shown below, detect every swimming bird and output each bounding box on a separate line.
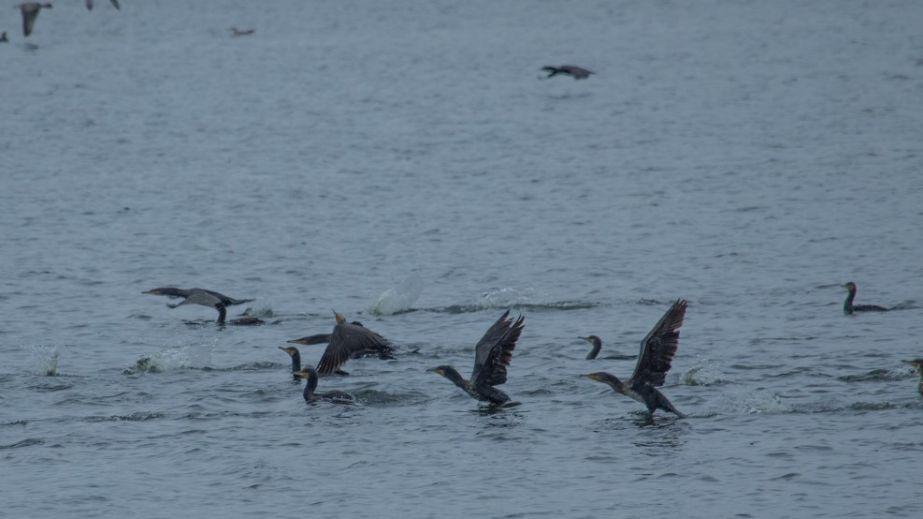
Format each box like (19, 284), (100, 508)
(279, 346), (303, 380)
(143, 287), (257, 325)
(287, 312), (393, 376)
(584, 299), (688, 420)
(903, 359), (923, 396)
(1, 32), (8, 42)
(17, 3), (53, 37)
(843, 282), (889, 314)
(430, 311), (525, 406)
(542, 65), (593, 79)
(579, 335), (603, 360)
(85, 0), (120, 10)
(293, 367), (354, 404)
(230, 27), (254, 37)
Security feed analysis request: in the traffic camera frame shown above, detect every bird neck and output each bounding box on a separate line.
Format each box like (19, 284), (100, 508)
(290, 351), (301, 372)
(586, 338), (602, 360)
(603, 374), (627, 394)
(302, 372), (318, 400)
(844, 290), (855, 314)
(216, 305), (227, 324)
(442, 367), (471, 391)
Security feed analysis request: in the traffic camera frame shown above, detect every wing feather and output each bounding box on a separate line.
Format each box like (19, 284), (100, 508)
(471, 312), (524, 387)
(316, 323), (391, 375)
(630, 299), (686, 387)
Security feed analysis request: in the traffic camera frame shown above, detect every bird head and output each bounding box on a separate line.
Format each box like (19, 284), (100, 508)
(579, 335), (601, 346)
(143, 287), (169, 295)
(278, 346), (298, 357)
(583, 372), (622, 388)
(429, 366), (453, 378)
(332, 310), (346, 325)
(843, 282), (857, 292)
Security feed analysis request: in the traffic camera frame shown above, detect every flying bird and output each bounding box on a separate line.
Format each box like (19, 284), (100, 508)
(287, 312), (393, 376)
(431, 311), (525, 406)
(18, 3), (53, 37)
(143, 287), (259, 325)
(541, 65), (593, 80)
(584, 299), (688, 420)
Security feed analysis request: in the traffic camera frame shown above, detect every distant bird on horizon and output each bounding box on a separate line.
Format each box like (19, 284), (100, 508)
(143, 287), (260, 325)
(542, 65), (593, 80)
(230, 27), (255, 37)
(0, 31), (8, 42)
(17, 2), (53, 37)
(584, 299), (688, 421)
(431, 311), (525, 406)
(85, 0), (120, 10)
(903, 359), (923, 396)
(287, 311), (394, 376)
(843, 282), (889, 315)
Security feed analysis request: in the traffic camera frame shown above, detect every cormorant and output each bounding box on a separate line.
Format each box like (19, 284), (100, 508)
(843, 282), (889, 314)
(278, 346), (302, 380)
(579, 335), (603, 360)
(17, 3), (53, 37)
(430, 311), (525, 406)
(287, 312), (392, 375)
(542, 65), (593, 79)
(584, 299), (688, 420)
(293, 367), (354, 404)
(903, 359), (923, 396)
(143, 287), (259, 325)
(230, 27), (255, 37)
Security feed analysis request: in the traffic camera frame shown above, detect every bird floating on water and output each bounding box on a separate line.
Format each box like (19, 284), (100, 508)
(294, 367), (354, 404)
(431, 311), (525, 406)
(542, 65), (593, 80)
(230, 27), (255, 37)
(287, 311), (393, 376)
(143, 287), (260, 325)
(0, 31), (8, 42)
(279, 346), (304, 381)
(579, 335), (603, 360)
(903, 359), (923, 396)
(17, 2), (53, 37)
(584, 299), (687, 420)
(843, 282), (889, 315)
(85, 0), (120, 10)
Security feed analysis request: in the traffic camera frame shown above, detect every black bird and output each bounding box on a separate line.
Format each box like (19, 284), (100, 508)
(17, 2), (53, 37)
(143, 287), (258, 325)
(843, 282), (889, 314)
(287, 312), (393, 376)
(579, 335), (603, 360)
(430, 311), (525, 406)
(293, 367), (354, 404)
(278, 346), (303, 380)
(903, 359), (923, 396)
(230, 27), (255, 37)
(542, 65), (593, 79)
(584, 299), (688, 420)
(1, 32), (8, 42)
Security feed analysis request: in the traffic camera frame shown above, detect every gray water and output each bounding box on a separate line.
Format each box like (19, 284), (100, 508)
(2, 1), (923, 517)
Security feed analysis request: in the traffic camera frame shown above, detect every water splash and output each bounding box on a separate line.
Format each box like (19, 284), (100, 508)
(369, 274), (423, 315)
(124, 340), (215, 375)
(680, 364), (729, 386)
(28, 345), (60, 376)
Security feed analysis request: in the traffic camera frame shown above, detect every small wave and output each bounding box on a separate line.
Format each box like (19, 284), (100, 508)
(0, 438), (45, 450)
(838, 368), (913, 383)
(124, 342), (215, 374)
(352, 389), (429, 406)
(239, 306), (275, 318)
(83, 412), (165, 423)
(369, 274), (423, 316)
(680, 365), (729, 386)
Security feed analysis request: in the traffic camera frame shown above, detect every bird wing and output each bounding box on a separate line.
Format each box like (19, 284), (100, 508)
(629, 299), (687, 387)
(182, 290), (223, 308)
(316, 323), (390, 375)
(22, 5), (39, 37)
(471, 311), (524, 387)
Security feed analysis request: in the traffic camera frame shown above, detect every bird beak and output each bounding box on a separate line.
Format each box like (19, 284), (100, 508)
(287, 338), (306, 345)
(277, 346), (287, 351)
(578, 336), (590, 343)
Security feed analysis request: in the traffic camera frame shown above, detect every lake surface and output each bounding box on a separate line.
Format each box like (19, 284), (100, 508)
(2, 1), (923, 517)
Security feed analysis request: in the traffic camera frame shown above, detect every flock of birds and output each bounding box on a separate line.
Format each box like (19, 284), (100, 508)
(140, 280), (921, 420)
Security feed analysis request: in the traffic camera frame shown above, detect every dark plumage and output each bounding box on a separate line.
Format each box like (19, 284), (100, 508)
(1, 32), (8, 42)
(18, 2), (53, 37)
(431, 311), (525, 405)
(143, 287), (256, 324)
(579, 335), (603, 360)
(293, 367), (354, 404)
(85, 0), (120, 10)
(287, 312), (393, 376)
(843, 282), (889, 314)
(903, 359), (923, 396)
(584, 299), (688, 419)
(230, 27), (255, 37)
(542, 65), (593, 79)
(279, 346), (302, 380)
